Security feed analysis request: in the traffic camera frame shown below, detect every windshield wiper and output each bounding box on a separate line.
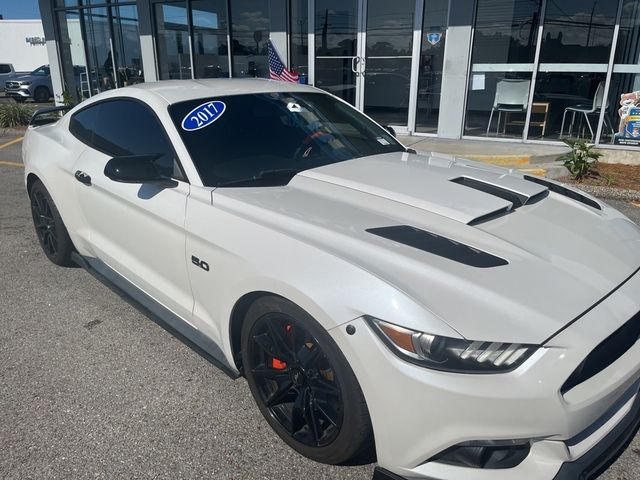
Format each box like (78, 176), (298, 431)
(216, 168), (303, 187)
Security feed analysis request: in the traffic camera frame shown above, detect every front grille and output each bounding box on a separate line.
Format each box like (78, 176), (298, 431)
(5, 81), (19, 89)
(561, 311), (640, 394)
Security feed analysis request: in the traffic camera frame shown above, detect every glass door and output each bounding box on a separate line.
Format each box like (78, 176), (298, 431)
(314, 0), (362, 106)
(362, 0), (416, 127)
(312, 0), (416, 127)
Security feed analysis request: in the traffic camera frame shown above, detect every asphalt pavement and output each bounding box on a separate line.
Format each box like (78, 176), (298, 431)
(1, 135), (639, 480)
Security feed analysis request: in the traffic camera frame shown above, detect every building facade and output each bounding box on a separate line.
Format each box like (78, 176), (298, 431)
(38, 0), (640, 150)
(0, 20), (49, 72)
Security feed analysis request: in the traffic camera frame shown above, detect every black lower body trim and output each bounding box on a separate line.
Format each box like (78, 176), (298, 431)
(72, 252), (239, 379)
(553, 385), (640, 480)
(372, 467), (410, 480)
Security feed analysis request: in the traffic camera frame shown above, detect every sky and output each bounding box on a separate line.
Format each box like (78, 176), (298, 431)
(0, 0), (41, 20)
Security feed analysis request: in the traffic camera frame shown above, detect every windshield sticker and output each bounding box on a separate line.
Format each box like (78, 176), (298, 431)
(181, 101), (226, 131)
(376, 137), (390, 145)
(286, 102), (304, 113)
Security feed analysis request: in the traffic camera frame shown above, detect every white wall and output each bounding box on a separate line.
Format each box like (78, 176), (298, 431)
(0, 20), (49, 72)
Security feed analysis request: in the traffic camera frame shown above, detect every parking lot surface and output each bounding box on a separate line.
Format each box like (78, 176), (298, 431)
(1, 136), (639, 479)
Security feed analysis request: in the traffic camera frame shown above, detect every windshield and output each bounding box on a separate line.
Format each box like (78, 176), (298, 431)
(30, 66), (49, 76)
(169, 92), (404, 187)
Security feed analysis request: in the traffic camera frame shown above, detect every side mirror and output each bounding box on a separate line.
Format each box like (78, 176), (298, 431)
(385, 125), (397, 137)
(104, 154), (177, 187)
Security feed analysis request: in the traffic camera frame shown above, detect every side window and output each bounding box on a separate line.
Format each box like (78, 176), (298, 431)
(69, 104), (100, 145)
(0, 65), (11, 74)
(79, 99), (185, 181)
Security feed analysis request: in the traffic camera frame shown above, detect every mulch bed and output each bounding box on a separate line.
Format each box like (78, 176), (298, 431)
(560, 163), (640, 192)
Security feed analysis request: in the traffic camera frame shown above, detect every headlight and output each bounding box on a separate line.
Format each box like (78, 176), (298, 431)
(366, 317), (538, 373)
(20, 82), (32, 87)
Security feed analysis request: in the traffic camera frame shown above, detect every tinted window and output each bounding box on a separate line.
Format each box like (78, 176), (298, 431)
(71, 99), (183, 180)
(31, 66), (50, 76)
(169, 92), (404, 187)
(0, 64), (11, 74)
(69, 103), (100, 145)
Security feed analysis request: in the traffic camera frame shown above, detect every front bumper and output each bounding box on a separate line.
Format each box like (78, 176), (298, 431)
(330, 268), (640, 479)
(373, 384), (640, 480)
(5, 88), (31, 98)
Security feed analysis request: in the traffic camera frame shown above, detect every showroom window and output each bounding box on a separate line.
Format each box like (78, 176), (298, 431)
(54, 0), (144, 102)
(155, 1), (192, 79)
(464, 0), (640, 149)
(152, 0), (279, 80)
(464, 0), (542, 139)
(415, 0), (450, 133)
(605, 0), (640, 146)
(289, 0), (308, 78)
(527, 0), (618, 142)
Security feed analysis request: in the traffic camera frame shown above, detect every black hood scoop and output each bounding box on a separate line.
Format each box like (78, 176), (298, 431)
(366, 225), (508, 268)
(524, 175), (601, 210)
(450, 176), (549, 225)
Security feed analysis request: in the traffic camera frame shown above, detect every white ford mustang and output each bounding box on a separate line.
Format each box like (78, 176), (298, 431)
(23, 79), (640, 480)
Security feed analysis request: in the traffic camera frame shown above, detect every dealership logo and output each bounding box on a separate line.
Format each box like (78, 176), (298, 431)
(25, 37), (46, 46)
(426, 33), (442, 46)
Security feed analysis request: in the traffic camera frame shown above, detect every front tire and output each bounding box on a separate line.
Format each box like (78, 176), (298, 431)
(241, 296), (374, 465)
(30, 180), (75, 266)
(33, 86), (50, 103)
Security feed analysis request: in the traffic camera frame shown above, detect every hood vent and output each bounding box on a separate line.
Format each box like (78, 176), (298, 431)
(366, 225), (508, 268)
(524, 175), (601, 210)
(450, 177), (549, 225)
(451, 176), (529, 208)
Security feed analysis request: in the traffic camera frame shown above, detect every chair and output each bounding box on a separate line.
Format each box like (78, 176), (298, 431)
(486, 79), (531, 136)
(560, 82), (615, 142)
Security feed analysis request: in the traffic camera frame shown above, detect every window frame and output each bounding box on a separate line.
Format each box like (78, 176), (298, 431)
(69, 96), (189, 183)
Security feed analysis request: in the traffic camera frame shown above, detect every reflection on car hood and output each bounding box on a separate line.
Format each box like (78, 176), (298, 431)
(216, 152), (640, 344)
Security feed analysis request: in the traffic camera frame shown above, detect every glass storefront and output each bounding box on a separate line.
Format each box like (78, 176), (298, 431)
(155, 1), (191, 79)
(47, 0), (640, 151)
(463, 0), (640, 149)
(415, 0), (448, 133)
(289, 0), (308, 77)
(527, 0), (617, 142)
(464, 0), (541, 139)
(55, 0), (144, 102)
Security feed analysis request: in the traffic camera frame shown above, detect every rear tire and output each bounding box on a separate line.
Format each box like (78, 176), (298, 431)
(241, 296), (375, 465)
(29, 180), (75, 267)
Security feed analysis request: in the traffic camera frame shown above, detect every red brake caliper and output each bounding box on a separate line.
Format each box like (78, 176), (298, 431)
(271, 323), (293, 370)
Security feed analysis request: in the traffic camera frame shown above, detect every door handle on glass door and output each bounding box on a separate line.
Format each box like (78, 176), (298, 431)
(74, 170), (91, 185)
(351, 57), (360, 76)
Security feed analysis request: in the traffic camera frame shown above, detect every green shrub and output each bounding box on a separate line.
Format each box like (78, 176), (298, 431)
(0, 103), (36, 128)
(559, 139), (602, 180)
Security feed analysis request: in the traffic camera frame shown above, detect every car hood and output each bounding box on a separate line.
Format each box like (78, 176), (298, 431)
(11, 75), (34, 83)
(215, 152), (640, 344)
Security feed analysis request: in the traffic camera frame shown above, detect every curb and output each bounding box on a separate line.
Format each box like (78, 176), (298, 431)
(462, 154), (531, 166)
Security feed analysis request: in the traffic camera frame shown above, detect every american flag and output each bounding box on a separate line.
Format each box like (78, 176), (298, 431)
(268, 40), (299, 83)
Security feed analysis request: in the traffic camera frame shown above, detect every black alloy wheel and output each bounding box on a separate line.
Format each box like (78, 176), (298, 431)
(29, 180), (75, 266)
(241, 296), (374, 465)
(31, 188), (58, 257)
(248, 312), (343, 448)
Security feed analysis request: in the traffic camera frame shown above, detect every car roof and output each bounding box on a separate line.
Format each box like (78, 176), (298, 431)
(128, 78), (321, 105)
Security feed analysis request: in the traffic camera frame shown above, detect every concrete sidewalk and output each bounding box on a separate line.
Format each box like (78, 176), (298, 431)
(398, 135), (570, 178)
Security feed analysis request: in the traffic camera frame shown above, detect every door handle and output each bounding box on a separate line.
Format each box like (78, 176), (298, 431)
(74, 170), (91, 185)
(360, 57), (365, 76)
(351, 56), (360, 76)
